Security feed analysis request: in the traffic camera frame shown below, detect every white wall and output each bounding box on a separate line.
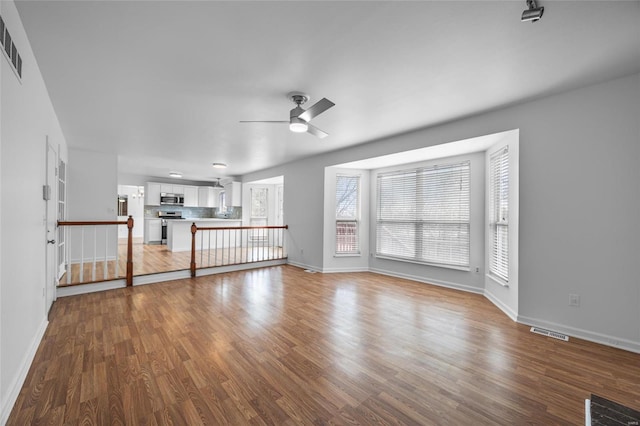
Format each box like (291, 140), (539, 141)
(67, 148), (118, 261)
(243, 72), (640, 353)
(0, 1), (69, 420)
(323, 167), (370, 273)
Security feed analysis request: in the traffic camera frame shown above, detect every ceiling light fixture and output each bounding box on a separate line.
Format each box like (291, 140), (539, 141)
(521, 0), (544, 22)
(212, 162), (227, 169)
(289, 116), (308, 133)
(169, 171), (182, 178)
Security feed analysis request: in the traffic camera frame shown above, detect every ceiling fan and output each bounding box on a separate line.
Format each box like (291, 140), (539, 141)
(240, 92), (335, 139)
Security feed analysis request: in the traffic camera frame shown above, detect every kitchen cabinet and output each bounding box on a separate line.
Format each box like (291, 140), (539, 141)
(144, 219), (162, 244)
(145, 183), (161, 206)
(198, 186), (219, 208)
(160, 184), (184, 194)
(225, 181), (242, 207)
(183, 186), (198, 207)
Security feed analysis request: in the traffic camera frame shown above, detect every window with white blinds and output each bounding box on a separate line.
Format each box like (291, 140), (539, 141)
(489, 148), (509, 282)
(335, 175), (360, 255)
(376, 161), (470, 268)
(250, 188), (268, 240)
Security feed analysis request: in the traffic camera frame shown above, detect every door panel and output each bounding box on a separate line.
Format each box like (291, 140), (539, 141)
(45, 140), (57, 313)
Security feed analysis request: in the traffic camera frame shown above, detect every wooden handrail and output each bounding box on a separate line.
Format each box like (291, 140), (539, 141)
(58, 220), (129, 226)
(195, 225), (289, 231)
(58, 216), (134, 286)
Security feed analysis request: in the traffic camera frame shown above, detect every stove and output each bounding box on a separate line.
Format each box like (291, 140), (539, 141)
(158, 211), (184, 244)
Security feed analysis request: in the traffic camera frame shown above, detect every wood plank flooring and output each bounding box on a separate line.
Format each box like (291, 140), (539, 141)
(10, 265), (640, 424)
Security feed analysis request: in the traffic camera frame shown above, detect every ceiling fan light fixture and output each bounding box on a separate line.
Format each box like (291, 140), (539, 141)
(212, 162), (227, 169)
(289, 117), (308, 133)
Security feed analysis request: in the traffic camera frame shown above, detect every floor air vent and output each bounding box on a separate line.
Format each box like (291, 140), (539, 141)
(530, 327), (569, 341)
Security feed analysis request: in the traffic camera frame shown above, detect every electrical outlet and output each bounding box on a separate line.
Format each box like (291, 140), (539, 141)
(475, 267), (480, 273)
(569, 294), (580, 307)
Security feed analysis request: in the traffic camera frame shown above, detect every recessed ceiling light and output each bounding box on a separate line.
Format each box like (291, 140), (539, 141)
(169, 171), (182, 178)
(212, 163), (227, 169)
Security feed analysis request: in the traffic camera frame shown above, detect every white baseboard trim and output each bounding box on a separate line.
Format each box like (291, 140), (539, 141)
(133, 270), (191, 285)
(57, 279), (127, 297)
(484, 288), (518, 321)
(369, 267), (484, 295)
(517, 315), (640, 354)
(286, 260), (322, 272)
(321, 266), (370, 273)
(1, 318), (48, 425)
(196, 259), (287, 277)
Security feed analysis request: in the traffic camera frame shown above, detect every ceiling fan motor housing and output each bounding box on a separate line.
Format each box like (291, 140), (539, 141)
(290, 105), (306, 120)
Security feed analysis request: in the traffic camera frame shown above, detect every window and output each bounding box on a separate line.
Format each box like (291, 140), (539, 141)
(335, 175), (360, 255)
(376, 161), (470, 268)
(489, 148), (509, 282)
(219, 191), (227, 213)
(250, 188), (268, 243)
(250, 188), (268, 227)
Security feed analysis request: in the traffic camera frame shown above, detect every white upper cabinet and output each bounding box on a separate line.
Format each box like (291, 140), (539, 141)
(183, 186), (198, 207)
(225, 181), (242, 206)
(160, 184), (173, 193)
(145, 182), (161, 206)
(198, 187), (219, 208)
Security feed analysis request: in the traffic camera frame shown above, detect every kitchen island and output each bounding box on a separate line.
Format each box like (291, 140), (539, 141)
(166, 219), (242, 252)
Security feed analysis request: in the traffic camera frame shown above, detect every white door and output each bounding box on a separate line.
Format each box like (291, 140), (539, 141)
(45, 140), (58, 313)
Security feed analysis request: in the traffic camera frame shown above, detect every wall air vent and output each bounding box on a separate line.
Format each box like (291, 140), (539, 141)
(0, 14), (23, 80)
(530, 327), (569, 341)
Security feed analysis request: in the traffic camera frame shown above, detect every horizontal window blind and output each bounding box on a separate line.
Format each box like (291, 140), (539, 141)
(336, 175), (360, 254)
(489, 148), (509, 282)
(376, 161), (470, 268)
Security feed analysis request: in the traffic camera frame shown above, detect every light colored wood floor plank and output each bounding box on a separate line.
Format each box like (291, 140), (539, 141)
(9, 265), (640, 424)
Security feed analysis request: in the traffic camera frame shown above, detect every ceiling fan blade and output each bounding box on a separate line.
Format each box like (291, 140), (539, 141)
(306, 123), (328, 139)
(298, 98), (335, 122)
(239, 120), (288, 123)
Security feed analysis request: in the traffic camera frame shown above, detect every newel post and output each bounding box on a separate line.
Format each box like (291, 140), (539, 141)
(190, 223), (197, 277)
(126, 216), (134, 286)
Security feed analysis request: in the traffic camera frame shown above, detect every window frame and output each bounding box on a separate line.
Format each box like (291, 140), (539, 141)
(335, 174), (361, 256)
(488, 147), (509, 284)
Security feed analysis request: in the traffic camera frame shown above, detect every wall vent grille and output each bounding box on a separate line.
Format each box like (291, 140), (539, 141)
(530, 327), (569, 341)
(0, 14), (23, 80)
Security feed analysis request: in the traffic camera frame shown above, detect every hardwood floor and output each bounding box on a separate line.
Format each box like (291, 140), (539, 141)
(10, 265), (640, 424)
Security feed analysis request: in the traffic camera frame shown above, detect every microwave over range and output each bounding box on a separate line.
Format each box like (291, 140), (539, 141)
(160, 193), (184, 205)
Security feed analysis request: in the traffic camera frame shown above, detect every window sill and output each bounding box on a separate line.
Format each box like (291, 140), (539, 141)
(486, 273), (509, 287)
(374, 254), (470, 272)
(334, 253), (361, 258)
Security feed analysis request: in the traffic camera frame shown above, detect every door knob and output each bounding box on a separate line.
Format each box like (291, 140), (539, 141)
(47, 239), (56, 244)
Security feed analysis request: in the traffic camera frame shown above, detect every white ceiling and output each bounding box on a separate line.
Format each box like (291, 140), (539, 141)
(15, 1), (640, 182)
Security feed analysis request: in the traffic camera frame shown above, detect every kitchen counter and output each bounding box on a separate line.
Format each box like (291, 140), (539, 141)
(166, 219), (242, 252)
